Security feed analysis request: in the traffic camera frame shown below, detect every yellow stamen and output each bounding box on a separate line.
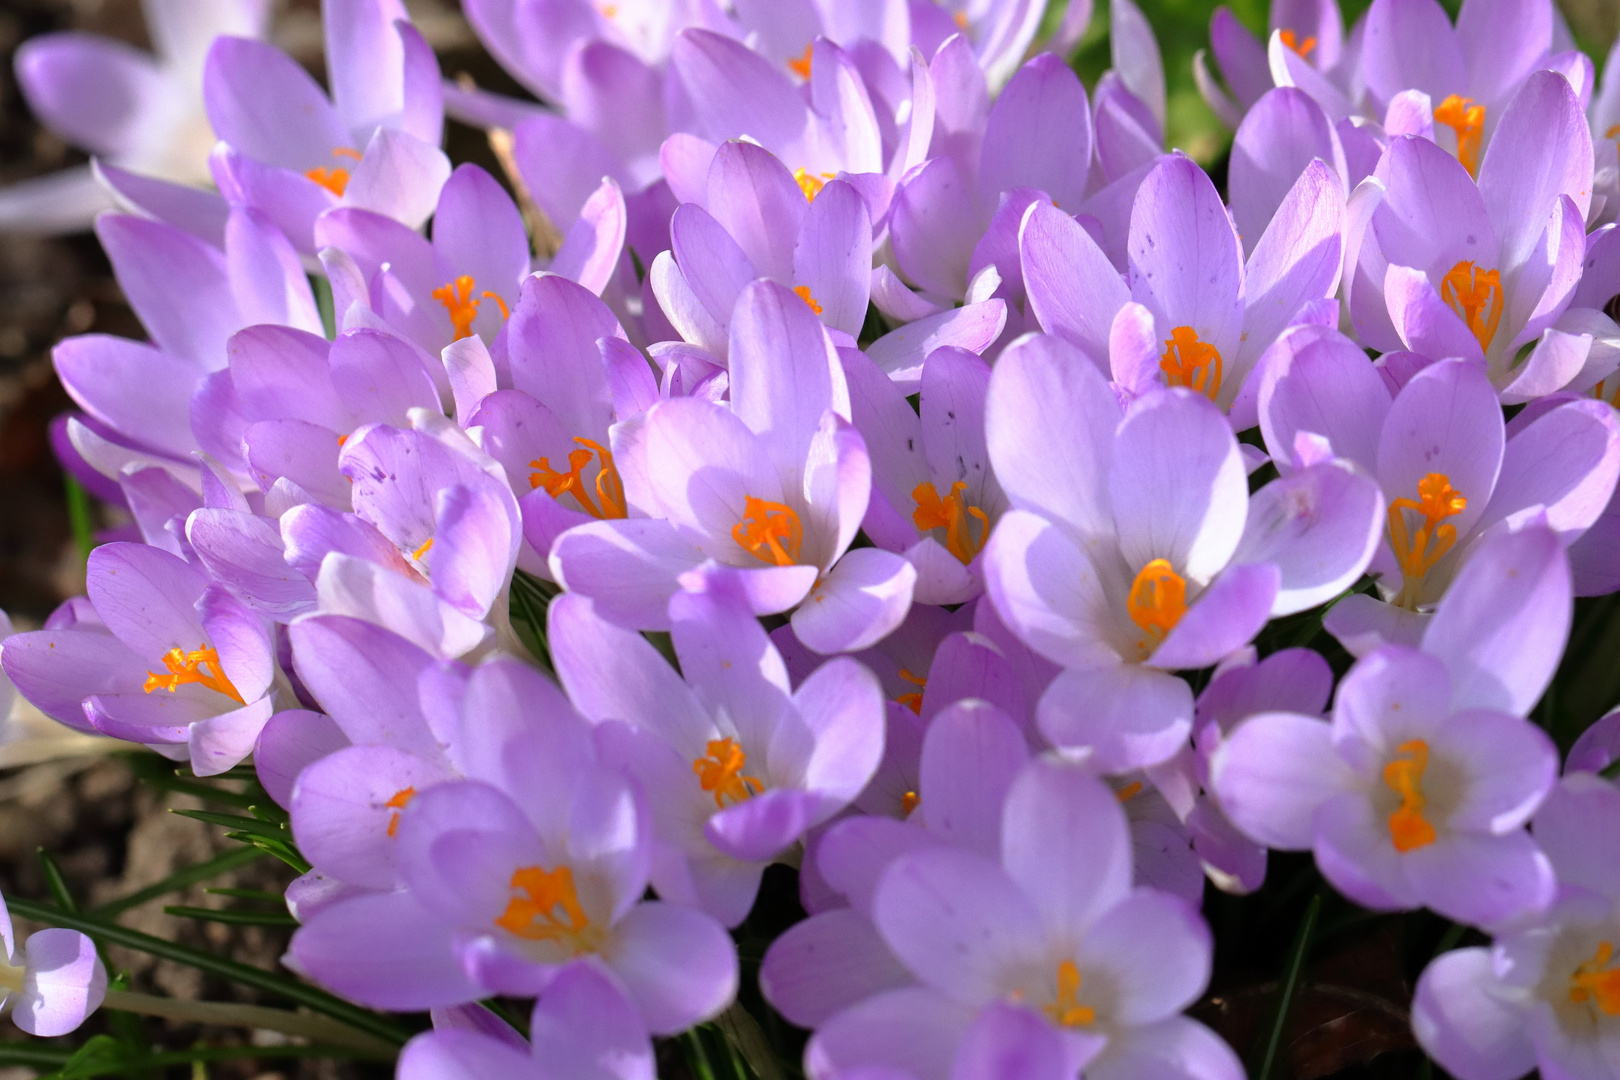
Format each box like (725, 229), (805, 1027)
(1387, 473), (1466, 609)
(693, 737), (765, 808)
(1571, 941), (1620, 1014)
(1434, 95), (1485, 178)
(1278, 29), (1317, 58)
(911, 481), (990, 565)
(412, 537), (434, 561)
(598, 2), (617, 17)
(143, 645), (245, 704)
(383, 787), (416, 838)
(529, 438), (626, 520)
(495, 865), (596, 950)
(304, 147), (362, 196)
(793, 167), (835, 202)
(789, 43), (814, 79)
(431, 274), (510, 340)
(895, 668), (927, 715)
(1382, 739), (1437, 852)
(1043, 960), (1097, 1028)
(732, 496), (804, 566)
(1160, 326), (1223, 401)
(900, 790), (920, 817)
(1440, 261), (1503, 354)
(794, 285), (824, 314)
(1126, 559), (1188, 656)
(1116, 781), (1144, 802)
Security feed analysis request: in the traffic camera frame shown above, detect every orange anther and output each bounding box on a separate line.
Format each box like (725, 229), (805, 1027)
(530, 438), (626, 520)
(1278, 29), (1317, 58)
(1043, 960), (1097, 1028)
(896, 667), (927, 715)
(384, 786), (416, 838)
(793, 167), (835, 202)
(789, 43), (814, 79)
(495, 865), (596, 950)
(794, 285), (824, 314)
(1160, 326), (1223, 401)
(693, 737), (765, 808)
(143, 645), (245, 704)
(911, 481), (990, 565)
(304, 147), (363, 196)
(1571, 941), (1620, 1014)
(1434, 95), (1486, 178)
(1388, 473), (1466, 608)
(1383, 739), (1437, 852)
(732, 496), (804, 566)
(1126, 559), (1188, 656)
(1440, 261), (1503, 354)
(900, 790), (921, 817)
(1115, 781), (1144, 802)
(432, 275), (511, 340)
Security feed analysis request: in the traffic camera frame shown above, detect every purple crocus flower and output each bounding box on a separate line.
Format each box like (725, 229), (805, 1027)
(2, 543), (281, 774)
(203, 0), (449, 253)
(1412, 771), (1620, 1080)
(398, 964), (654, 1080)
(0, 890), (106, 1037)
(1022, 153), (1345, 425)
(549, 578), (884, 926)
(805, 758), (1242, 1080)
(550, 280), (917, 655)
(2, 0), (269, 234)
(982, 332), (1381, 772)
(1254, 345), (1620, 652)
(1194, 0), (1354, 129)
(289, 701), (738, 1033)
(1349, 72), (1597, 399)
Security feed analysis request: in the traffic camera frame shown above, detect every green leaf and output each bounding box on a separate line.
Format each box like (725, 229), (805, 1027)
(40, 1042), (386, 1079)
(91, 847), (263, 919)
(3, 898), (410, 1048)
(64, 474), (95, 564)
(1251, 893), (1321, 1080)
(312, 273), (337, 340)
(168, 808), (287, 840)
(37, 848), (79, 912)
(224, 832), (312, 874)
(163, 905), (298, 928)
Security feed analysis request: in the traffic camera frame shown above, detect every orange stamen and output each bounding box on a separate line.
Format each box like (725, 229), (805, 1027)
(1115, 781), (1144, 802)
(1434, 95), (1485, 178)
(1440, 261), (1503, 354)
(143, 645), (245, 704)
(1387, 473), (1466, 609)
(1382, 739), (1437, 852)
(412, 537), (434, 561)
(304, 147), (362, 197)
(900, 790), (921, 817)
(896, 668), (927, 715)
(732, 496), (804, 566)
(495, 865), (596, 950)
(793, 167), (835, 202)
(911, 480), (990, 565)
(1126, 559), (1188, 656)
(789, 43), (814, 79)
(794, 285), (824, 314)
(529, 438), (626, 520)
(1160, 326), (1223, 401)
(1571, 942), (1620, 1014)
(1278, 30), (1317, 58)
(693, 737), (765, 808)
(383, 787), (416, 838)
(953, 10), (971, 31)
(431, 275), (511, 340)
(1043, 960), (1097, 1028)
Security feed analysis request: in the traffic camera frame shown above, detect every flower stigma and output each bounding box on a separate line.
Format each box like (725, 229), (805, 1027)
(1387, 472), (1466, 609)
(530, 438), (627, 520)
(789, 43), (813, 79)
(144, 645), (245, 704)
(1383, 739), (1437, 852)
(1440, 261), (1503, 354)
(794, 168), (836, 202)
(900, 790), (920, 817)
(896, 668), (928, 715)
(383, 787), (416, 838)
(305, 147), (363, 196)
(1570, 941), (1620, 1014)
(733, 496), (804, 566)
(412, 537), (434, 562)
(793, 285), (824, 314)
(912, 481), (990, 565)
(1126, 558), (1188, 656)
(1043, 960), (1097, 1028)
(1278, 30), (1317, 58)
(1160, 326), (1223, 401)
(693, 738), (765, 808)
(432, 275), (511, 340)
(495, 864), (599, 952)
(1434, 95), (1485, 178)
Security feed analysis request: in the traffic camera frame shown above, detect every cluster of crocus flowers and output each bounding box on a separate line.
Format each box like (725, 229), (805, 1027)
(7, 0), (1620, 1076)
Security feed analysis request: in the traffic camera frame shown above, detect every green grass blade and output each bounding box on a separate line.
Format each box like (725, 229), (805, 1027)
(91, 848), (263, 919)
(1252, 893), (1321, 1080)
(163, 905), (298, 928)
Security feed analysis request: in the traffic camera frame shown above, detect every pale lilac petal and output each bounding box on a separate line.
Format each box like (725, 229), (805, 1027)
(1384, 265), (1483, 362)
(54, 334), (201, 459)
(1003, 760), (1133, 940)
(761, 909), (913, 1028)
(918, 700), (1029, 860)
(864, 300), (1007, 390)
(890, 155), (976, 300)
(805, 987), (972, 1080)
(604, 901), (737, 1036)
(95, 214), (237, 369)
(551, 178), (628, 296)
(1080, 889), (1209, 1024)
(1210, 711), (1354, 849)
(1360, 0), (1465, 107)
(1313, 790), (1421, 910)
(951, 1002), (1078, 1080)
(1020, 201), (1129, 364)
(1233, 460), (1385, 616)
(1229, 89), (1344, 256)
(1127, 157), (1244, 359)
(397, 1032), (535, 1080)
(791, 548), (916, 655)
(1475, 399), (1620, 542)
(981, 510), (1121, 670)
(290, 891), (480, 1010)
(1478, 70), (1593, 268)
(527, 963), (656, 1080)
(254, 708), (350, 809)
(1405, 831), (1555, 928)
(1149, 563), (1278, 670)
(979, 54), (1092, 214)
(12, 930), (106, 1037)
(1411, 947), (1536, 1080)
(1087, 1016), (1245, 1080)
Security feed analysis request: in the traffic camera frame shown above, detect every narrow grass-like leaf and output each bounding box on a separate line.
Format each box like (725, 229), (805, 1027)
(92, 848), (263, 919)
(1252, 893), (1321, 1080)
(163, 905), (298, 928)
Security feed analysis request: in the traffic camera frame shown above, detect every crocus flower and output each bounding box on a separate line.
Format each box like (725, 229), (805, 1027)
(2, 0), (269, 234)
(290, 712), (739, 1035)
(1021, 153), (1345, 425)
(805, 758), (1243, 1080)
(549, 576), (884, 925)
(982, 332), (1380, 772)
(203, 0), (450, 253)
(1214, 524), (1574, 928)
(1350, 72), (1597, 400)
(1194, 0), (1354, 129)
(2, 543), (281, 774)
(1412, 771), (1620, 1080)
(398, 964), (654, 1080)
(0, 890), (106, 1037)
(550, 280), (917, 654)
